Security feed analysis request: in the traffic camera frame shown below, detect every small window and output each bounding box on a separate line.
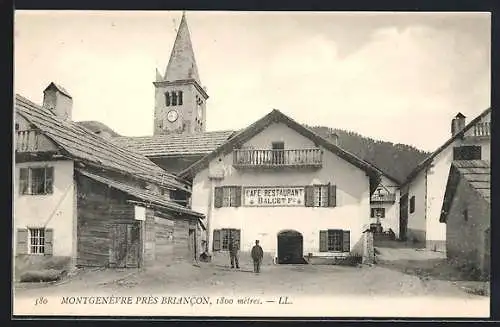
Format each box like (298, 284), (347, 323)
(305, 184), (336, 207)
(463, 208), (468, 222)
(371, 207), (386, 218)
(319, 229), (350, 252)
(314, 185), (329, 207)
(214, 186), (242, 208)
(29, 228), (45, 254)
(15, 123), (19, 131)
(409, 196), (415, 214)
(178, 91), (183, 105)
(165, 92), (171, 107)
(213, 228), (240, 251)
(453, 145), (481, 161)
(171, 91), (178, 106)
(19, 167), (54, 195)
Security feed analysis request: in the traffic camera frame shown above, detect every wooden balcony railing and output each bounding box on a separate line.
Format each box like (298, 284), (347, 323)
(233, 148), (323, 168)
(16, 129), (43, 152)
(472, 122), (490, 137)
(370, 193), (396, 203)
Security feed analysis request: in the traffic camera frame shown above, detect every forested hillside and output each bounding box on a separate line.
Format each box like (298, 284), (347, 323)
(308, 126), (430, 184)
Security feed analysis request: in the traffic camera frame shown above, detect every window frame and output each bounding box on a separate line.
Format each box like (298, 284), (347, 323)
(28, 228), (46, 255)
(313, 184), (330, 207)
(213, 228), (241, 251)
(409, 196), (415, 214)
(19, 166), (54, 196)
(327, 229), (343, 252)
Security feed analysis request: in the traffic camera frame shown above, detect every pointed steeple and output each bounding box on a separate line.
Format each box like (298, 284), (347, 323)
(164, 12), (201, 84)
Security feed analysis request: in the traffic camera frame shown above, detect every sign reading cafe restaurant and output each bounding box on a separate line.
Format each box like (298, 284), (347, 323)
(243, 186), (305, 206)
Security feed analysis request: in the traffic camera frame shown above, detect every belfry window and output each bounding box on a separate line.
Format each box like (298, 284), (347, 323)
(165, 92), (171, 107)
(171, 92), (178, 106)
(178, 91), (183, 105)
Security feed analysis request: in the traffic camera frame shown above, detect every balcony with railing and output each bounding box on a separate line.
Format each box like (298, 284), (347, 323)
(370, 192), (396, 203)
(472, 121), (490, 137)
(16, 129), (45, 152)
(233, 148), (323, 168)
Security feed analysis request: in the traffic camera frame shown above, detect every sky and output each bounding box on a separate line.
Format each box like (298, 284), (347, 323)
(14, 11), (490, 152)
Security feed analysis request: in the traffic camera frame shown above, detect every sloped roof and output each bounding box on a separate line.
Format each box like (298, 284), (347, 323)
(77, 121), (121, 137)
(112, 130), (236, 157)
(163, 12), (201, 84)
(77, 169), (204, 218)
(404, 107), (492, 185)
(178, 109), (382, 192)
(44, 82), (72, 99)
(440, 160), (490, 223)
(15, 94), (190, 192)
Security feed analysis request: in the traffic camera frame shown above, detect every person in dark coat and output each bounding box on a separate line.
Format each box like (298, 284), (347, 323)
(228, 238), (239, 269)
(251, 240), (264, 273)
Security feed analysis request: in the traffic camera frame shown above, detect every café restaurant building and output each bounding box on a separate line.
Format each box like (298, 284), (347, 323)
(179, 109), (381, 264)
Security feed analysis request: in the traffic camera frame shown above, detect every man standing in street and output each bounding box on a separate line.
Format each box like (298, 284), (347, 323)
(228, 237), (239, 269)
(251, 240), (264, 273)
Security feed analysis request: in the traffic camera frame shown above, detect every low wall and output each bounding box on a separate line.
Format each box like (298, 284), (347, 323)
(14, 255), (73, 282)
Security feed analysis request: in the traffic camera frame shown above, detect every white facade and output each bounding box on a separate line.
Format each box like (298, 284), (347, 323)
(406, 111), (491, 250)
(369, 175), (400, 238)
(14, 160), (77, 258)
(191, 122), (372, 259)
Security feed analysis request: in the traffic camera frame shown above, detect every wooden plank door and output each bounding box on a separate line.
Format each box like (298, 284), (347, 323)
(188, 229), (196, 261)
(109, 223), (141, 268)
(125, 223), (141, 268)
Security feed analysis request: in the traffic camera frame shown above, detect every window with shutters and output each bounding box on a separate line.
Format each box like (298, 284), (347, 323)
(319, 229), (350, 252)
(213, 228), (240, 251)
(19, 167), (54, 195)
(306, 184), (336, 207)
(29, 228), (45, 254)
(214, 186), (241, 208)
(453, 145), (481, 161)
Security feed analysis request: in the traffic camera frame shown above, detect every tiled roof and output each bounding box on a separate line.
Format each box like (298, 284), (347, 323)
(404, 107), (492, 185)
(453, 160), (490, 202)
(78, 169), (204, 218)
(440, 160), (490, 223)
(15, 94), (190, 192)
(112, 130), (236, 157)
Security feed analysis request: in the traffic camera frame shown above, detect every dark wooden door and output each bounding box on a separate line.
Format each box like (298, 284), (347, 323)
(399, 194), (409, 241)
(110, 223), (141, 268)
(277, 230), (304, 264)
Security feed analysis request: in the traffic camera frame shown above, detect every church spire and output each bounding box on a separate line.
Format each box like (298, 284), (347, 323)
(164, 11), (201, 84)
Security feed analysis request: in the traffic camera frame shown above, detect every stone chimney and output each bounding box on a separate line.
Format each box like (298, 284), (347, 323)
(43, 82), (73, 120)
(330, 132), (339, 146)
(451, 112), (466, 136)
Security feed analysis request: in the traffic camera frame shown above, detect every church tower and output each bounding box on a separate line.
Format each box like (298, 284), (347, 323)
(153, 12), (209, 135)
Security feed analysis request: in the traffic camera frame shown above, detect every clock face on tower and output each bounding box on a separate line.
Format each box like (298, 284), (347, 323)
(167, 110), (179, 123)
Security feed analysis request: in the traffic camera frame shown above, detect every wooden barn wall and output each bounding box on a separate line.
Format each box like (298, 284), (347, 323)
(76, 175), (135, 267)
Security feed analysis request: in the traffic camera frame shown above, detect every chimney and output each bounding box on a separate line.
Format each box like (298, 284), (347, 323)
(330, 132), (339, 146)
(451, 112), (466, 136)
(43, 82), (73, 120)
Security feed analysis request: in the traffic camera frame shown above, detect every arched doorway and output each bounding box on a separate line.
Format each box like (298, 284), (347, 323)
(277, 230), (306, 264)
